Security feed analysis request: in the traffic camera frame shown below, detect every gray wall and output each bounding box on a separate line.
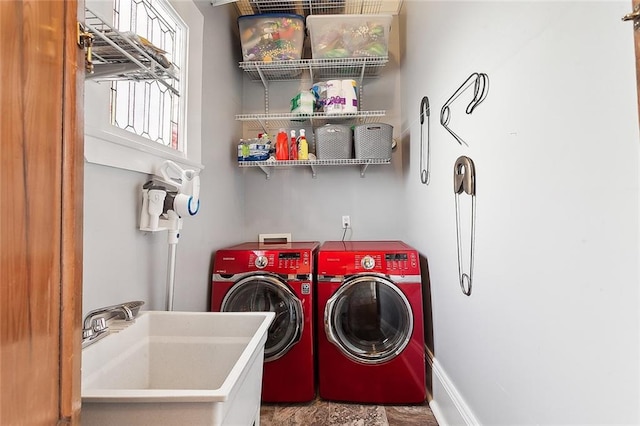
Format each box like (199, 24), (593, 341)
(238, 15), (405, 241)
(400, 1), (640, 424)
(83, 2), (243, 313)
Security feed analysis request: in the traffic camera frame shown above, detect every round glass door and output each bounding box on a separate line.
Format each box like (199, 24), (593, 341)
(325, 275), (413, 364)
(222, 274), (303, 361)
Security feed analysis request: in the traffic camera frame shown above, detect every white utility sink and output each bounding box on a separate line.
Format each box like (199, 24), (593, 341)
(81, 311), (274, 426)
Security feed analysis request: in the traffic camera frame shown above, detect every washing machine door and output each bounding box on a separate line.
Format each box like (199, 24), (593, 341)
(221, 274), (303, 362)
(325, 274), (413, 365)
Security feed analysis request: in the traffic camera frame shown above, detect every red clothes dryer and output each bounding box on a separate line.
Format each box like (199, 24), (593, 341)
(211, 241), (319, 403)
(316, 240), (426, 404)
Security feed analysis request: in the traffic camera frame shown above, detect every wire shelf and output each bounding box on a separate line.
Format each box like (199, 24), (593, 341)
(235, 110), (386, 131)
(239, 57), (388, 81)
(84, 7), (180, 94)
(230, 0), (398, 178)
(239, 157), (391, 178)
(240, 158), (390, 166)
(234, 0), (395, 17)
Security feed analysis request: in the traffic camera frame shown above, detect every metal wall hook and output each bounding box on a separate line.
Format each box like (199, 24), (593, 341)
(440, 73), (489, 147)
(420, 96), (431, 184)
(454, 156), (476, 296)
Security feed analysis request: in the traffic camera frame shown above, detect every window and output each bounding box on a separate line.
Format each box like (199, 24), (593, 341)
(84, 0), (204, 174)
(111, 0), (185, 151)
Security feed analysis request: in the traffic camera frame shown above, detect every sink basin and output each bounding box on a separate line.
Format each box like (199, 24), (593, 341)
(81, 311), (274, 426)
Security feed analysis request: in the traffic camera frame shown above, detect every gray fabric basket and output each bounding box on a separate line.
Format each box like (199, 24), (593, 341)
(315, 124), (353, 159)
(354, 123), (393, 160)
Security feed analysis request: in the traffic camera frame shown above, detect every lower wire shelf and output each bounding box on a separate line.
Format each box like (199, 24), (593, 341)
(238, 158), (391, 179)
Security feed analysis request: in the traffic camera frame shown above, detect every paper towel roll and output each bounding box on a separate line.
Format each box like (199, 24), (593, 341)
(325, 80), (344, 115)
(342, 79), (358, 114)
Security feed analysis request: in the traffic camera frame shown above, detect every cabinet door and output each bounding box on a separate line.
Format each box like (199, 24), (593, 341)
(0, 0), (83, 424)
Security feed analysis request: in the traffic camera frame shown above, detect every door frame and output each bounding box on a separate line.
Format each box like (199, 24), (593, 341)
(60, 0), (84, 423)
(0, 1), (82, 424)
(633, 0), (640, 122)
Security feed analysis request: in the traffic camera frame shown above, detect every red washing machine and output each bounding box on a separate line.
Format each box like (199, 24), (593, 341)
(211, 241), (319, 403)
(316, 240), (426, 404)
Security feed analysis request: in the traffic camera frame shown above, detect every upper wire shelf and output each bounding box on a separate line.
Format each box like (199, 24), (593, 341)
(233, 0), (399, 17)
(239, 57), (388, 82)
(84, 7), (180, 95)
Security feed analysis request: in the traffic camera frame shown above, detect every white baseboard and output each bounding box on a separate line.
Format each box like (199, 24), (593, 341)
(428, 398), (449, 426)
(426, 349), (480, 426)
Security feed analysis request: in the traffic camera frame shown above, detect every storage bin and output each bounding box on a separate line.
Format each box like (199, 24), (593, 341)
(354, 123), (393, 160)
(315, 124), (353, 159)
(238, 14), (305, 61)
(306, 14), (392, 59)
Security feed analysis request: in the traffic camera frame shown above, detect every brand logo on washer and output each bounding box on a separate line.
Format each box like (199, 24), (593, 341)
(301, 283), (310, 294)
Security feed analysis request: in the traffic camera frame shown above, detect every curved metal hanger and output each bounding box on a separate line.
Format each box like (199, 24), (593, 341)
(440, 73), (489, 147)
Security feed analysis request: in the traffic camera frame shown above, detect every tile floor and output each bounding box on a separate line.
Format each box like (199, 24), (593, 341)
(260, 398), (439, 426)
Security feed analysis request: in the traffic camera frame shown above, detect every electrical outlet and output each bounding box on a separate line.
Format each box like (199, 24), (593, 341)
(342, 215), (351, 229)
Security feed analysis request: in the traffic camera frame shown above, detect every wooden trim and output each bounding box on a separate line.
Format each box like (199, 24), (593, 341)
(59, 0), (84, 424)
(634, 0), (640, 124)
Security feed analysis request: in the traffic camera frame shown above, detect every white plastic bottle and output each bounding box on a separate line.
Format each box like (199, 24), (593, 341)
(237, 139), (244, 161)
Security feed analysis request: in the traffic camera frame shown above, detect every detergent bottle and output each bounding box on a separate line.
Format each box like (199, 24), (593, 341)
(289, 129), (298, 160)
(275, 128), (288, 160)
(298, 129), (309, 160)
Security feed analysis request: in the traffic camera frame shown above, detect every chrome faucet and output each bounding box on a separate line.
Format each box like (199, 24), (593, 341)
(82, 302), (142, 345)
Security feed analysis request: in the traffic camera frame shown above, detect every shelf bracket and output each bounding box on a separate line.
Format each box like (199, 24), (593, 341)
(360, 162), (371, 178)
(255, 116), (268, 134)
(255, 63), (270, 118)
(264, 85), (269, 115)
(308, 62), (315, 82)
(257, 164), (272, 179)
(310, 164), (317, 178)
(256, 64), (268, 91)
(358, 63), (366, 87)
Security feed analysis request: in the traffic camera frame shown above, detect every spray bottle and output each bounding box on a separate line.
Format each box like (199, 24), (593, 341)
(298, 129), (309, 160)
(289, 129), (298, 160)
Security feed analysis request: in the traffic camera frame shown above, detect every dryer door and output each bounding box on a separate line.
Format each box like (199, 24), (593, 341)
(325, 274), (413, 365)
(221, 274), (303, 362)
